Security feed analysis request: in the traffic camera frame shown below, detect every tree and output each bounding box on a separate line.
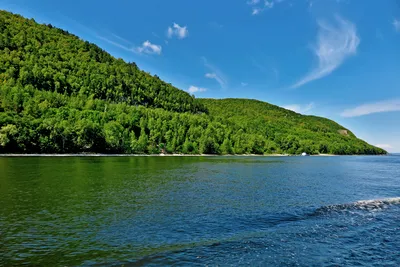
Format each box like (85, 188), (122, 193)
(182, 139), (195, 154)
(136, 129), (148, 153)
(0, 124), (18, 149)
(220, 139), (233, 155)
(104, 121), (124, 152)
(199, 136), (219, 154)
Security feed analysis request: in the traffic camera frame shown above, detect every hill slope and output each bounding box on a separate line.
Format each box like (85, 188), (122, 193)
(0, 10), (386, 155)
(199, 99), (382, 155)
(0, 10), (206, 113)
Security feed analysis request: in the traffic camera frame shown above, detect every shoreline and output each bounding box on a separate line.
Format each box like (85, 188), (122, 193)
(0, 153), (384, 157)
(0, 153), (289, 157)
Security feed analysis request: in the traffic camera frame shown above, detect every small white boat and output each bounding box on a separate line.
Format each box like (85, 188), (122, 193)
(301, 152), (309, 156)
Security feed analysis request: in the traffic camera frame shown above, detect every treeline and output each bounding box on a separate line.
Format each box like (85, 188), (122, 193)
(0, 10), (206, 113)
(0, 86), (386, 155)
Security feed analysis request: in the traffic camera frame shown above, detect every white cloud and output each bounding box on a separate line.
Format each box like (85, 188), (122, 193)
(202, 57), (228, 89)
(283, 104), (301, 112)
(291, 16), (360, 89)
(205, 73), (227, 88)
(241, 82), (248, 86)
(98, 35), (163, 56)
(283, 102), (315, 114)
(135, 40), (162, 55)
(97, 35), (133, 52)
(247, 0), (260, 4)
(393, 18), (400, 32)
(252, 8), (262, 15)
(251, 4), (273, 15)
(167, 23), (189, 39)
(341, 99), (400, 117)
(265, 1), (274, 8)
(249, 0), (276, 15)
(375, 144), (392, 150)
(188, 86), (207, 94)
(205, 73), (216, 79)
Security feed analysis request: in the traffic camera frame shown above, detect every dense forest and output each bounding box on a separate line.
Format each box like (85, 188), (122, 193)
(0, 10), (386, 155)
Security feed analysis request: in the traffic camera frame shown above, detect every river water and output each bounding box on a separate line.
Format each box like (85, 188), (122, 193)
(0, 155), (399, 266)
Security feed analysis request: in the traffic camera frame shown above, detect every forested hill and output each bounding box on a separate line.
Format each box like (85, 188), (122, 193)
(0, 10), (206, 113)
(0, 10), (386, 155)
(199, 99), (380, 155)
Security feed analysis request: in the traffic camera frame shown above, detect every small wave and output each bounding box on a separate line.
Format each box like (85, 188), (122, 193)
(315, 197), (400, 213)
(123, 198), (400, 266)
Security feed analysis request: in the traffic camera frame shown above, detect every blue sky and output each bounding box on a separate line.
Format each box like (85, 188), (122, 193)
(1, 0), (400, 152)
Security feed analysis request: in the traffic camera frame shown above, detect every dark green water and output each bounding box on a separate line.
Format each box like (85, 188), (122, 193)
(1, 156), (400, 266)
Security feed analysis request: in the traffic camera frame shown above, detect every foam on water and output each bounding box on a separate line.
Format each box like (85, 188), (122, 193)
(128, 197), (400, 266)
(315, 197), (400, 213)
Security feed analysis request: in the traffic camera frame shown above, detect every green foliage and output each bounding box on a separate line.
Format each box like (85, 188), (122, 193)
(0, 124), (17, 148)
(220, 139), (233, 155)
(104, 121), (125, 152)
(198, 99), (386, 155)
(0, 10), (206, 114)
(137, 129), (149, 154)
(0, 80), (387, 155)
(182, 139), (196, 154)
(0, 11), (387, 156)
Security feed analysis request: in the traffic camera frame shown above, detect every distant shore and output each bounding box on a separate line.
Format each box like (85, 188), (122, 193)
(0, 153), (358, 157)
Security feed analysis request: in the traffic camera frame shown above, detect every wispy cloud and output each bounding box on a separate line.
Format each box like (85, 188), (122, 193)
(97, 35), (162, 55)
(241, 82), (248, 87)
(205, 73), (226, 88)
(110, 33), (131, 44)
(248, 0), (277, 15)
(188, 86), (207, 94)
(341, 99), (400, 117)
(253, 7), (272, 15)
(252, 8), (263, 15)
(393, 18), (400, 32)
(152, 32), (161, 39)
(167, 23), (189, 39)
(264, 1), (274, 8)
(135, 40), (162, 55)
(291, 16), (360, 89)
(97, 35), (134, 52)
(202, 57), (228, 89)
(375, 144), (392, 150)
(252, 59), (268, 73)
(272, 67), (279, 81)
(209, 21), (224, 30)
(251, 59), (280, 82)
(283, 102), (315, 114)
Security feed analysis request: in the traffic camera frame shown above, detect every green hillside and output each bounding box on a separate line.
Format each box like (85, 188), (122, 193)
(199, 99), (381, 155)
(0, 10), (386, 155)
(0, 10), (206, 113)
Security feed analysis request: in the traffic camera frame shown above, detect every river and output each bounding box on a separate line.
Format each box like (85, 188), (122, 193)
(1, 155), (399, 266)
